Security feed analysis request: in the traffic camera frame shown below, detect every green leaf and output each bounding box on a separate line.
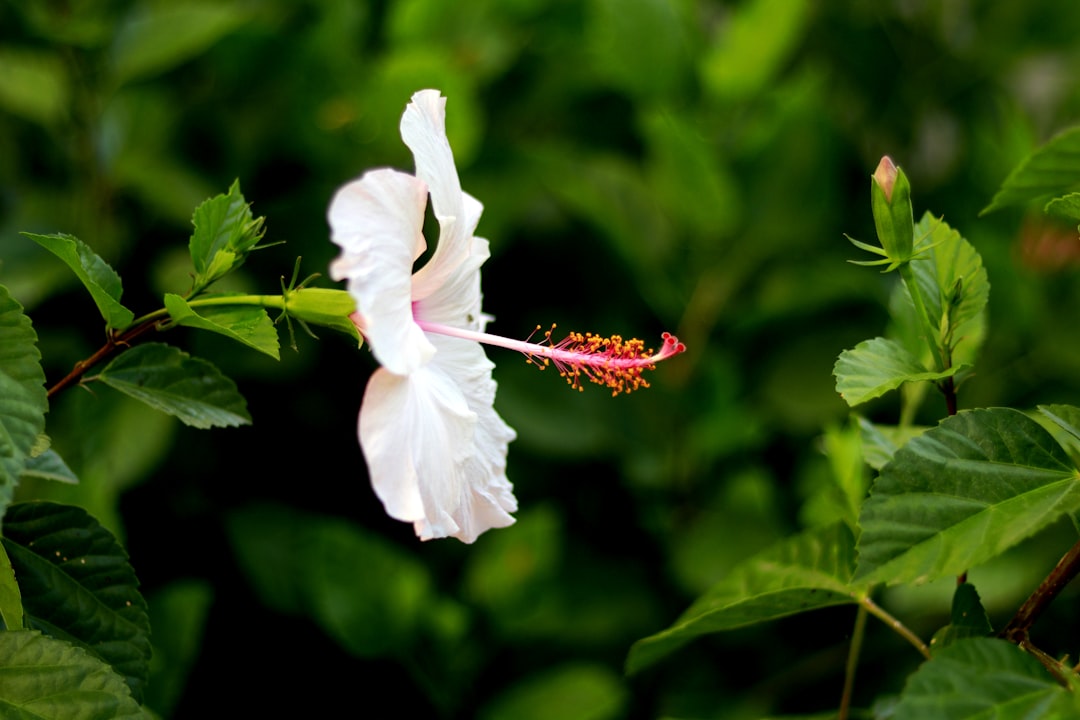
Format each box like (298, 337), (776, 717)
(164, 293), (280, 360)
(982, 126), (1080, 215)
(855, 408), (1080, 586)
(834, 336), (963, 407)
(905, 214), (989, 363)
(111, 1), (249, 85)
(1, 502), (151, 704)
(700, 0), (810, 101)
(0, 541), (23, 630)
(0, 630), (149, 719)
(1044, 192), (1080, 222)
(144, 580), (213, 718)
(626, 523), (861, 674)
(857, 417), (926, 471)
(188, 180), (266, 290)
(0, 285), (48, 518)
(929, 583), (992, 652)
(890, 638), (1075, 719)
(94, 343), (251, 429)
(0, 46), (69, 125)
(479, 663), (628, 720)
(20, 448), (79, 485)
(23, 233), (135, 331)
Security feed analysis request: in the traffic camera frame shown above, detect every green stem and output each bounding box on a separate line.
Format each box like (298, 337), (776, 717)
(860, 594), (931, 660)
(838, 604), (869, 720)
(897, 263), (946, 373)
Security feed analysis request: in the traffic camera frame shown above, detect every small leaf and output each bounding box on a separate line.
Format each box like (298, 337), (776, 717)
(1044, 192), (1080, 222)
(0, 630), (148, 719)
(905, 214), (989, 364)
(94, 343), (251, 429)
(890, 637), (1075, 719)
(2, 502), (151, 704)
(164, 293), (280, 360)
(626, 523), (861, 674)
(0, 284), (48, 517)
(982, 126), (1080, 215)
(856, 408), (1080, 586)
(929, 583), (993, 652)
(188, 180), (266, 290)
(23, 233), (135, 330)
(834, 336), (963, 407)
(20, 448), (79, 485)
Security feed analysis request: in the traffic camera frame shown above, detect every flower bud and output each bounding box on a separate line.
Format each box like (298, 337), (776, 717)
(870, 155), (914, 266)
(283, 287), (362, 344)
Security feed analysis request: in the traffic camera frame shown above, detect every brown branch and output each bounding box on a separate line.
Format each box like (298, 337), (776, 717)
(1000, 537), (1080, 645)
(46, 319), (163, 399)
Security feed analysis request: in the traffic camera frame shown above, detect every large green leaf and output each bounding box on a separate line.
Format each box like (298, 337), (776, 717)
(164, 293), (280, 360)
(982, 126), (1080, 215)
(23, 233), (135, 331)
(626, 523), (861, 674)
(889, 638), (1077, 719)
(0, 630), (149, 719)
(855, 408), (1080, 586)
(1, 502), (151, 704)
(0, 285), (48, 518)
(187, 179), (266, 290)
(93, 343), (251, 429)
(834, 336), (963, 407)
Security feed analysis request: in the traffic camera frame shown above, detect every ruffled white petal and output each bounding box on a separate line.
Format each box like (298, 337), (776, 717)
(328, 168), (435, 376)
(401, 90), (481, 303)
(359, 344), (516, 543)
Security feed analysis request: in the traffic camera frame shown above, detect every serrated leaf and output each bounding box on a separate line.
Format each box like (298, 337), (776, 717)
(0, 541), (22, 630)
(626, 523), (861, 674)
(856, 408), (1080, 586)
(1, 502), (151, 704)
(834, 337), (963, 407)
(94, 343), (250, 429)
(164, 293), (280, 360)
(0, 285), (48, 517)
(188, 180), (266, 289)
(1044, 192), (1080, 222)
(0, 630), (148, 719)
(20, 448), (79, 485)
(23, 233), (135, 331)
(906, 214), (989, 363)
(929, 583), (992, 652)
(982, 126), (1080, 215)
(890, 638), (1075, 719)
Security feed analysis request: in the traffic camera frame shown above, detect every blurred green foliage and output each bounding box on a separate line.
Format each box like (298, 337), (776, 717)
(5, 0), (1080, 716)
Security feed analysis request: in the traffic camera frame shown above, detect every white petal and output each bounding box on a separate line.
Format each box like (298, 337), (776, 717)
(359, 340), (517, 544)
(328, 168), (434, 375)
(401, 90), (482, 302)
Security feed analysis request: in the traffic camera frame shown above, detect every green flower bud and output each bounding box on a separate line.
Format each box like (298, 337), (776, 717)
(870, 155), (915, 266)
(283, 287), (361, 344)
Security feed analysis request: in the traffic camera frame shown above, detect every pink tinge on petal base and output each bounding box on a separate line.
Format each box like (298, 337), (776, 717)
(417, 321), (686, 396)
